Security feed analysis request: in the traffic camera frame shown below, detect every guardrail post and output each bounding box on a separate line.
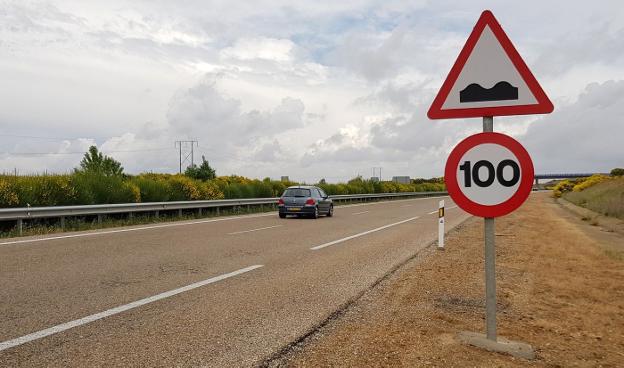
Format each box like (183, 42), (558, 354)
(60, 216), (66, 229)
(128, 212), (133, 220)
(17, 219), (23, 236)
(154, 210), (159, 218)
(247, 204), (251, 213)
(178, 209), (183, 217)
(97, 214), (103, 225)
(216, 207), (220, 216)
(198, 208), (202, 217)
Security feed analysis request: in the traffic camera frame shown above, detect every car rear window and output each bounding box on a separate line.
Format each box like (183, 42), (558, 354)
(283, 188), (311, 197)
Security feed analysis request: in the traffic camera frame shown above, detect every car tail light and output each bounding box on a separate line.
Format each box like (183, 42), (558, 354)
(278, 198), (284, 205)
(305, 198), (316, 205)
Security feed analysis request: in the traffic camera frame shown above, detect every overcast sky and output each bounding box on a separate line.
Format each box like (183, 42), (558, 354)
(1, 1), (623, 182)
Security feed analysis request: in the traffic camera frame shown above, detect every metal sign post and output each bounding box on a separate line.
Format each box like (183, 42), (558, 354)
(483, 116), (497, 341)
(444, 118), (536, 358)
(427, 10), (553, 360)
(484, 217), (496, 340)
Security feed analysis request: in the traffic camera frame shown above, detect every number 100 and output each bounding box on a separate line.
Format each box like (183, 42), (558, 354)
(459, 160), (520, 187)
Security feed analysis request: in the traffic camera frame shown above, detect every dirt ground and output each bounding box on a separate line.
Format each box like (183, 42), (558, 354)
(273, 192), (624, 367)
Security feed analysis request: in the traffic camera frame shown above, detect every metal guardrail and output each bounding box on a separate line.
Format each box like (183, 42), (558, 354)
(0, 191), (447, 234)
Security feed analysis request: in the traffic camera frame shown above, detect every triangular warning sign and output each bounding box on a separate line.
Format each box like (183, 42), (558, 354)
(428, 10), (553, 119)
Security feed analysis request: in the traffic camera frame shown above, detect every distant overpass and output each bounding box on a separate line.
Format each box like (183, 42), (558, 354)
(534, 173), (608, 185)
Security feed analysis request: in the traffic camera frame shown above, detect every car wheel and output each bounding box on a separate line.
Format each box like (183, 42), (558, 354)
(311, 206), (319, 219)
(279, 213), (286, 218)
(327, 205), (333, 217)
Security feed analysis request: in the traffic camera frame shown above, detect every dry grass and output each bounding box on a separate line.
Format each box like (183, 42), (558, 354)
(564, 177), (624, 220)
(280, 193), (624, 367)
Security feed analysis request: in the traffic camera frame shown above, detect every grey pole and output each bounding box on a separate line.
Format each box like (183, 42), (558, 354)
(483, 115), (497, 341)
(483, 116), (493, 132)
(178, 142), (182, 174)
(484, 216), (496, 341)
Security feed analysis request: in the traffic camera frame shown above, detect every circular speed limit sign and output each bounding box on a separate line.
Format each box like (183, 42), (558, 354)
(445, 132), (534, 218)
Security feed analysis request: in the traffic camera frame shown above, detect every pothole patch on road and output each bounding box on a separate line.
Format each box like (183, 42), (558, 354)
(433, 295), (484, 311)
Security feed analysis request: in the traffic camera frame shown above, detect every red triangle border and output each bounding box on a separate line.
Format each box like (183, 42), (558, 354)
(427, 10), (554, 119)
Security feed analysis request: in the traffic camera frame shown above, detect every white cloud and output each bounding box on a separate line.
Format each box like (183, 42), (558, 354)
(221, 37), (295, 62)
(523, 80), (624, 173)
(1, 1), (623, 182)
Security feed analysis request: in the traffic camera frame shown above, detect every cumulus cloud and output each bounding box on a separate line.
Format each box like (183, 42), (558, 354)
(523, 80), (624, 173)
(166, 80), (305, 148)
(1, 1), (623, 181)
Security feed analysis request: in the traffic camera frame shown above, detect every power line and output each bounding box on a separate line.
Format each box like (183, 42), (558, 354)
(1, 148), (175, 156)
(0, 133), (112, 141)
(196, 145), (249, 163)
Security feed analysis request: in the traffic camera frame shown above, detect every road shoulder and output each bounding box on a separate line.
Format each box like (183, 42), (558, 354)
(271, 192), (624, 367)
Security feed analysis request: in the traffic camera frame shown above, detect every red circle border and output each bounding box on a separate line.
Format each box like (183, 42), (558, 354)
(445, 132), (534, 218)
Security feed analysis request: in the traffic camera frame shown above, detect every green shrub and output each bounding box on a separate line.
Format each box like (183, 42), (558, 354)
(166, 175), (203, 201)
(197, 180), (224, 200)
(270, 181), (287, 196)
(610, 168), (624, 177)
(222, 183), (243, 199)
(71, 172), (139, 204)
(0, 174), (78, 207)
(0, 177), (19, 207)
(250, 180), (274, 198)
(552, 179), (576, 198)
(0, 172), (445, 208)
(131, 176), (171, 202)
(414, 182), (445, 192)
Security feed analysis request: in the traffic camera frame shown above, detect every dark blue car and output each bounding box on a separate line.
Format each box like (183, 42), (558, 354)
(278, 186), (333, 219)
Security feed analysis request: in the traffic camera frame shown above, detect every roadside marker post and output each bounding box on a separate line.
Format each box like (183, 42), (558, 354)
(428, 10), (553, 360)
(438, 200), (445, 250)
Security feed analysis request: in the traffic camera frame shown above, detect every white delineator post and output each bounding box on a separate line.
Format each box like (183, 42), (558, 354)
(438, 199), (445, 250)
(483, 115), (497, 341)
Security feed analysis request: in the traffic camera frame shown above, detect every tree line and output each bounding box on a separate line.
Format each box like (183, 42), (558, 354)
(0, 146), (445, 207)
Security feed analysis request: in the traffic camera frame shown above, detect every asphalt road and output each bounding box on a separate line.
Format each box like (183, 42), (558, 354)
(0, 196), (469, 367)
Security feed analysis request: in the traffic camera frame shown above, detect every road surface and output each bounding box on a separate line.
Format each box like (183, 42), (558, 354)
(0, 196), (469, 367)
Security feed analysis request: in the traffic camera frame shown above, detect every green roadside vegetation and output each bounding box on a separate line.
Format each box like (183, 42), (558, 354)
(0, 146), (445, 208)
(551, 168), (624, 220)
(0, 146), (445, 237)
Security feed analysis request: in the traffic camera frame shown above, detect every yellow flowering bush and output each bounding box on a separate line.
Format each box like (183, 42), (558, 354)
(0, 178), (19, 207)
(572, 174), (610, 192)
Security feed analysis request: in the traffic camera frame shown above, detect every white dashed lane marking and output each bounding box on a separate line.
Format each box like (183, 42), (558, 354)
(228, 225), (283, 235)
(0, 265), (264, 352)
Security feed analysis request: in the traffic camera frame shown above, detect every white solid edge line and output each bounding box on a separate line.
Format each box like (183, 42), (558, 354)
(310, 216), (420, 251)
(0, 265), (264, 353)
(0, 213), (275, 246)
(351, 211), (370, 215)
(227, 224), (283, 235)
